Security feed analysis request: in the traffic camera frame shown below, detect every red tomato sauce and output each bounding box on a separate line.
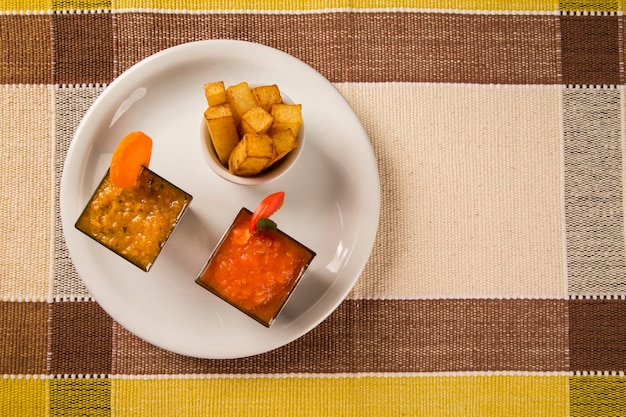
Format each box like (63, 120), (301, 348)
(196, 208), (315, 326)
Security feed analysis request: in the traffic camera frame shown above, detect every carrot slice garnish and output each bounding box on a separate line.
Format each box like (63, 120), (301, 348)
(110, 131), (153, 188)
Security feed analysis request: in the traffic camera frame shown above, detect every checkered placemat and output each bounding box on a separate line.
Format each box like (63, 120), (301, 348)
(2, 1), (625, 415)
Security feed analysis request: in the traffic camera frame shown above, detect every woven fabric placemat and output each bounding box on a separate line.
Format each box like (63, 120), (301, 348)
(2, 2), (626, 416)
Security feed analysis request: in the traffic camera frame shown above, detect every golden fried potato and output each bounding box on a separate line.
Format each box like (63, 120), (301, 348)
(204, 104), (240, 166)
(252, 85), (282, 113)
(228, 133), (276, 176)
(226, 82), (258, 127)
(241, 106), (274, 135)
(269, 104), (302, 136)
(269, 129), (298, 166)
(203, 81), (302, 177)
(204, 81), (227, 106)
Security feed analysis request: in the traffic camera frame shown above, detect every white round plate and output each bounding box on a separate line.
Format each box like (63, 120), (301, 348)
(60, 40), (380, 359)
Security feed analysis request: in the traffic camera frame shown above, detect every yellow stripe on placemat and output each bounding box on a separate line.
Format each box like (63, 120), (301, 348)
(6, 0), (623, 14)
(111, 0), (559, 12)
(560, 0), (621, 12)
(0, 377), (49, 417)
(50, 377), (111, 416)
(1, 0), (50, 11)
(570, 375), (626, 417)
(6, 0), (626, 14)
(112, 374), (568, 416)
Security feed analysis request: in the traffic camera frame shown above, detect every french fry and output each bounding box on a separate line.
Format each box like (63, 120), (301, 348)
(204, 104), (240, 166)
(241, 106), (274, 135)
(228, 133), (276, 176)
(269, 129), (298, 166)
(269, 104), (302, 136)
(252, 85), (282, 113)
(204, 81), (228, 106)
(226, 82), (258, 127)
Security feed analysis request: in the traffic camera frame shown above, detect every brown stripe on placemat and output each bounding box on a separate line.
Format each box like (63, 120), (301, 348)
(51, 12), (114, 85)
(0, 14), (52, 84)
(34, 11), (562, 85)
(49, 300), (113, 375)
(560, 14), (622, 86)
(563, 88), (626, 296)
(0, 301), (48, 375)
(569, 297), (626, 372)
(111, 298), (568, 374)
(113, 12), (560, 84)
(12, 12), (626, 86)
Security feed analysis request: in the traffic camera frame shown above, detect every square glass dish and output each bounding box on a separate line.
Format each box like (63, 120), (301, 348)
(75, 167), (192, 271)
(195, 208), (316, 327)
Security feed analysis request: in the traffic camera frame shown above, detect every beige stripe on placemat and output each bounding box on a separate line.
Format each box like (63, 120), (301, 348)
(0, 85), (54, 301)
(563, 89), (626, 296)
(338, 83), (567, 300)
(54, 86), (105, 300)
(49, 83), (568, 302)
(110, 299), (568, 374)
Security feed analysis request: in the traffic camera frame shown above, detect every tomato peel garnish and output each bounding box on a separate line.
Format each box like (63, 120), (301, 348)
(249, 191), (285, 234)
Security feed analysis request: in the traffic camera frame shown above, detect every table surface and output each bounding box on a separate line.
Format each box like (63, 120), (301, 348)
(2, 1), (626, 416)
